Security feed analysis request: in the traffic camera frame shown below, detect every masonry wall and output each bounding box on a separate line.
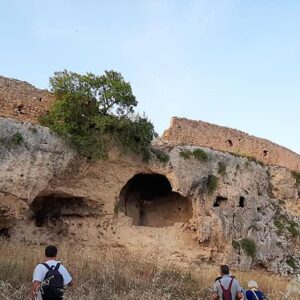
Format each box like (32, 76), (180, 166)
(0, 76), (54, 124)
(163, 117), (300, 171)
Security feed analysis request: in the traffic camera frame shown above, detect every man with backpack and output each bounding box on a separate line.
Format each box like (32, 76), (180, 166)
(31, 245), (73, 300)
(212, 265), (244, 300)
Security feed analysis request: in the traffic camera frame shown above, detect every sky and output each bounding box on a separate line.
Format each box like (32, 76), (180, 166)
(1, 0), (300, 153)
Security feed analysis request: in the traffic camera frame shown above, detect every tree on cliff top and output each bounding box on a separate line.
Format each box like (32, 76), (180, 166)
(40, 70), (156, 160)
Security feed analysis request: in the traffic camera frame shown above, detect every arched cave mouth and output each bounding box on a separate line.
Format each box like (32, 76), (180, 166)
(119, 173), (193, 227)
(30, 192), (96, 228)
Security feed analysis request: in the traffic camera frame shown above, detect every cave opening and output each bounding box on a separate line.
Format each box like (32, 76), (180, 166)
(30, 193), (91, 228)
(119, 173), (192, 227)
(239, 196), (245, 208)
(213, 196), (228, 207)
(0, 228), (10, 238)
(226, 139), (233, 147)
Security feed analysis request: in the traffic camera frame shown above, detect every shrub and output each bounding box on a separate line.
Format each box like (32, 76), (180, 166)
(179, 150), (192, 159)
(152, 149), (170, 164)
(39, 70), (156, 161)
(10, 132), (23, 146)
(292, 171), (300, 185)
(207, 175), (218, 193)
(286, 256), (296, 269)
(274, 219), (285, 232)
(241, 239), (257, 258)
(192, 149), (208, 161)
(114, 202), (122, 215)
(232, 240), (240, 250)
(287, 220), (299, 238)
(218, 162), (226, 176)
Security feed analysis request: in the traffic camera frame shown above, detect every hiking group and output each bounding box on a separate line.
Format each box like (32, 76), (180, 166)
(212, 265), (267, 300)
(31, 245), (266, 300)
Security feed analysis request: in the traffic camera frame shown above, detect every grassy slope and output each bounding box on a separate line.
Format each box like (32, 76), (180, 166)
(0, 240), (289, 300)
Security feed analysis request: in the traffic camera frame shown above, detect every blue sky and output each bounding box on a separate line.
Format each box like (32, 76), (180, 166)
(1, 0), (300, 153)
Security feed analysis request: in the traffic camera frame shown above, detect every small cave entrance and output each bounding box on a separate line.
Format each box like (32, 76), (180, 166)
(213, 196), (228, 208)
(239, 196), (246, 208)
(119, 173), (193, 227)
(30, 192), (95, 229)
(0, 228), (10, 238)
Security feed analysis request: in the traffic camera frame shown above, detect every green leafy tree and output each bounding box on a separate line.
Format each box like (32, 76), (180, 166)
(40, 70), (156, 160)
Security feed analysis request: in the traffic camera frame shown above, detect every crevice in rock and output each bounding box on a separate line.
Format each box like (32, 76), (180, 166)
(119, 173), (192, 227)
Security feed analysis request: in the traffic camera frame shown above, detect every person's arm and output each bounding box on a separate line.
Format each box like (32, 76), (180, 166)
(212, 281), (219, 300)
(30, 281), (41, 300)
(67, 280), (74, 287)
(60, 265), (73, 288)
(234, 279), (244, 300)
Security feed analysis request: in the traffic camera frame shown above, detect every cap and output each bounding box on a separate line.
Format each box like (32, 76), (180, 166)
(248, 280), (258, 289)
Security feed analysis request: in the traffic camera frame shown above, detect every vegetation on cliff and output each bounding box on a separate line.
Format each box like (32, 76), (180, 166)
(40, 70), (156, 160)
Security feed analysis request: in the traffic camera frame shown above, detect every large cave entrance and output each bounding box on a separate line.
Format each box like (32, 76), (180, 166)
(30, 192), (99, 229)
(119, 173), (192, 227)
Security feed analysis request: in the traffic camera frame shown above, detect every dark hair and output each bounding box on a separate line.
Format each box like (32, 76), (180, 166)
(45, 245), (58, 258)
(220, 265), (230, 275)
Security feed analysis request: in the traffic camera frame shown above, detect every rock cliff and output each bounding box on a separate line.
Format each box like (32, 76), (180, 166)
(0, 117), (299, 274)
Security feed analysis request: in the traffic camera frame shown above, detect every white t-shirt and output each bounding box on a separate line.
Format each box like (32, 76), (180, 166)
(33, 260), (72, 286)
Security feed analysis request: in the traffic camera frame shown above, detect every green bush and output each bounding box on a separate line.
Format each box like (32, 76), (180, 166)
(241, 238), (257, 258)
(274, 214), (299, 237)
(192, 149), (208, 161)
(292, 171), (300, 185)
(286, 256), (296, 269)
(39, 70), (156, 161)
(287, 220), (299, 237)
(179, 150), (193, 159)
(207, 175), (218, 193)
(274, 219), (285, 232)
(232, 240), (240, 250)
(151, 148), (170, 164)
(11, 132), (23, 146)
(218, 162), (226, 176)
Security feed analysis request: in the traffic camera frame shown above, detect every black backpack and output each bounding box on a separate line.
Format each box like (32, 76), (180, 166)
(41, 263), (64, 299)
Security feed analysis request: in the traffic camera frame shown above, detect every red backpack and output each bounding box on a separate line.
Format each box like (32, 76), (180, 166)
(219, 278), (234, 300)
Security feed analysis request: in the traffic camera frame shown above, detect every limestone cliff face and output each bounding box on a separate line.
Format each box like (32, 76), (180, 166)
(0, 117), (74, 228)
(1, 117), (299, 274)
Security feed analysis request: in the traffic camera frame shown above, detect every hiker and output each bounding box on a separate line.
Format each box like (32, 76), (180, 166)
(212, 265), (244, 300)
(31, 245), (73, 300)
(245, 280), (265, 300)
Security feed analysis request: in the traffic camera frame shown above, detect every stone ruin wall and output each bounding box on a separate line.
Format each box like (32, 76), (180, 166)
(0, 76), (54, 124)
(163, 117), (300, 172)
(1, 75), (300, 172)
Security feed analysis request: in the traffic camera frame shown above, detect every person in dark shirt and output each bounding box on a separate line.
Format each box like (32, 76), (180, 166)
(245, 280), (265, 300)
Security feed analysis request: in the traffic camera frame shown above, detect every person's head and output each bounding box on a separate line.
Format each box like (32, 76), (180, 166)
(220, 265), (230, 275)
(45, 245), (58, 258)
(248, 280), (258, 290)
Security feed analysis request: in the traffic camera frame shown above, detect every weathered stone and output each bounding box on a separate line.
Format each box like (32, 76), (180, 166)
(0, 76), (300, 275)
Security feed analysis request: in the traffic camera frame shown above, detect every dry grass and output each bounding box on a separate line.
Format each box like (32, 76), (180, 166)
(0, 240), (292, 299)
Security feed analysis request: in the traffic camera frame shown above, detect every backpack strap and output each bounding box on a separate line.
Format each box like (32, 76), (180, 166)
(55, 263), (61, 270)
(251, 290), (259, 300)
(219, 278), (234, 292)
(41, 263), (51, 271)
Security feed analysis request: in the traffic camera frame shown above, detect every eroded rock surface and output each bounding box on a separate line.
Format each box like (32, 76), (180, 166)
(1, 117), (300, 275)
